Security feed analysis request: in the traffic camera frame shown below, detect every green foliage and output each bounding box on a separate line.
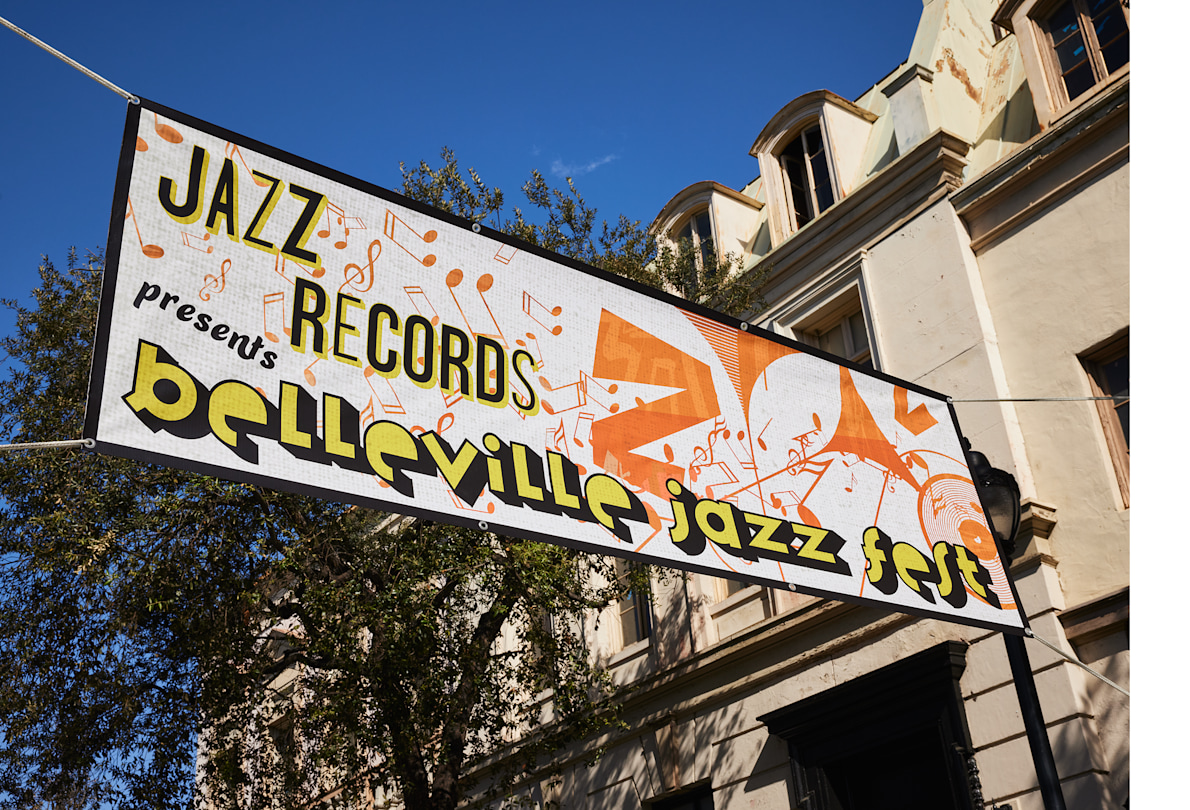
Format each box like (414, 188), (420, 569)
(400, 150), (767, 317)
(0, 155), (765, 810)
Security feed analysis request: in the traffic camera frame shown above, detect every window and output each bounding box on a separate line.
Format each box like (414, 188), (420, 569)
(780, 124), (836, 231)
(717, 577), (748, 601)
(805, 309), (872, 369)
(1041, 0), (1129, 104)
(672, 208), (715, 273)
(614, 559), (652, 647)
(768, 253), (880, 371)
(1082, 333), (1129, 506)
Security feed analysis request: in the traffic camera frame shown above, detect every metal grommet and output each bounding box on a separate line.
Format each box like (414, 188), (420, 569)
(129, 96), (141, 106)
(740, 322), (749, 331)
(83, 438), (96, 448)
(478, 521), (489, 531)
(472, 223), (481, 233)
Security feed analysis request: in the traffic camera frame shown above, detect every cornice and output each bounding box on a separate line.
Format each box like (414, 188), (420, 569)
(753, 128), (971, 306)
(950, 76), (1129, 217)
(992, 0), (1027, 32)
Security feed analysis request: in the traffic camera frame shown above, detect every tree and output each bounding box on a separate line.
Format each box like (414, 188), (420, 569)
(0, 157), (764, 810)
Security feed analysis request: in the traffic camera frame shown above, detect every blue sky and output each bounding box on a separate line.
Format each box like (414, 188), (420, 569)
(0, 2), (1177, 797)
(1, 0), (922, 341)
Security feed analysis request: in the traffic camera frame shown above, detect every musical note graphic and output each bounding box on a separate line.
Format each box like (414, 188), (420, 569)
(340, 239), (381, 296)
(226, 142), (270, 187)
(200, 259), (231, 301)
(756, 418), (773, 452)
(475, 273), (509, 347)
(125, 198), (164, 259)
(516, 333), (545, 370)
(403, 286), (440, 326)
(181, 230), (213, 253)
(445, 269), (505, 345)
(539, 372), (620, 416)
(383, 209), (436, 266)
(698, 461), (741, 502)
(548, 420), (570, 458)
(136, 137), (148, 152)
(304, 358), (320, 386)
(273, 250), (325, 285)
(318, 201), (349, 249)
(263, 292), (289, 343)
(364, 366), (405, 416)
(154, 113), (183, 144)
(493, 243), (518, 265)
(522, 291), (562, 335)
(573, 412), (594, 448)
(360, 398), (377, 430)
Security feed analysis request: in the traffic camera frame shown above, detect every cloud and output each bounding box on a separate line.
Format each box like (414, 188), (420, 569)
(549, 153), (617, 179)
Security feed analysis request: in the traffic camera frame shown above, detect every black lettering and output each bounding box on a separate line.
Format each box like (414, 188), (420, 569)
(159, 145), (209, 224)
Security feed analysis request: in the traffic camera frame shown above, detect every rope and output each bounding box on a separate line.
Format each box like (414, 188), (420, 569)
(0, 439), (95, 452)
(950, 396), (1129, 403)
(0, 15), (137, 103)
(1026, 628), (1130, 697)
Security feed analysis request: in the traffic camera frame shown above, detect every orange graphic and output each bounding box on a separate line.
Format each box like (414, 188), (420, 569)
(918, 474), (1015, 609)
(340, 239), (381, 296)
(383, 209), (437, 266)
(226, 142), (271, 187)
(153, 113), (183, 144)
(446, 269), (505, 345)
(199, 259), (231, 301)
(403, 286), (440, 326)
(589, 310), (721, 500)
(894, 385), (939, 436)
(523, 291), (562, 336)
(821, 368), (918, 490)
(125, 198), (164, 259)
(181, 230), (213, 254)
(494, 243), (518, 265)
(263, 292), (289, 343)
(319, 201), (350, 249)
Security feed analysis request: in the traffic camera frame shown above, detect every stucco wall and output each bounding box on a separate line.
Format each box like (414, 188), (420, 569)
(969, 162), (1130, 607)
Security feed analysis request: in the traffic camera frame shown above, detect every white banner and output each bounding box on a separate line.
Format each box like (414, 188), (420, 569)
(87, 100), (1026, 633)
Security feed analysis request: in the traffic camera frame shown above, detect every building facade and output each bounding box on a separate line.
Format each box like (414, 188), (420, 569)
(482, 1), (1129, 808)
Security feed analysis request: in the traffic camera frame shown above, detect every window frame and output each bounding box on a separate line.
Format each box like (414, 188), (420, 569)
(1037, 0), (1130, 107)
(613, 558), (653, 649)
(776, 121), (840, 235)
(670, 207), (717, 276)
(1081, 332), (1129, 507)
(765, 251), (881, 373)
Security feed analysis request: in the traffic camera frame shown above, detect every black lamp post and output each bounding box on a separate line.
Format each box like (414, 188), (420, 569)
(966, 446), (1068, 810)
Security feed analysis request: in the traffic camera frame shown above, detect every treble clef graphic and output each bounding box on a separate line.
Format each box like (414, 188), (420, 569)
(340, 239), (381, 295)
(200, 258), (231, 301)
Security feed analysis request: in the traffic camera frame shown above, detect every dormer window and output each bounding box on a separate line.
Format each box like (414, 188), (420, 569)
(673, 208), (715, 272)
(750, 91), (876, 246)
(1042, 0), (1129, 104)
(779, 124), (836, 230)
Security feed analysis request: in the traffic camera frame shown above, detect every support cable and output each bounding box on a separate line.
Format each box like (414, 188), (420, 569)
(0, 15), (138, 103)
(950, 396), (1128, 403)
(0, 439), (95, 452)
(1026, 628), (1130, 697)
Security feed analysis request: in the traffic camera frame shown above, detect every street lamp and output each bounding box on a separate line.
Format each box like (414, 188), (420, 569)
(966, 445), (1068, 810)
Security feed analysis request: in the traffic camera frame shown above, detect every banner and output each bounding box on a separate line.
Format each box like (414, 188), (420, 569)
(87, 99), (1026, 633)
